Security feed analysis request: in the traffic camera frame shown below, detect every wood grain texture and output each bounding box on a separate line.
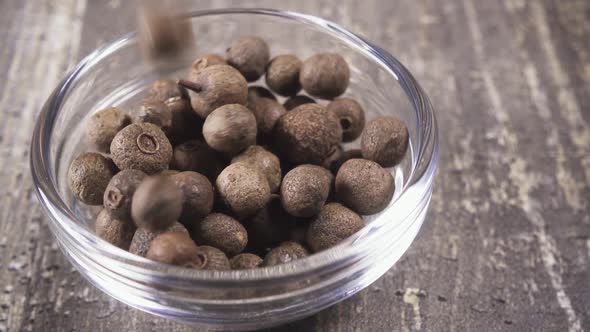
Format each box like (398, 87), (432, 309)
(0, 0), (589, 331)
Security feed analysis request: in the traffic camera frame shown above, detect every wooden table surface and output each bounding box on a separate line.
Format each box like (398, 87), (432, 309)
(1, 0), (589, 331)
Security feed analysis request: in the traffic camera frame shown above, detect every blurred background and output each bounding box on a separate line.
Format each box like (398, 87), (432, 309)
(1, 0), (589, 331)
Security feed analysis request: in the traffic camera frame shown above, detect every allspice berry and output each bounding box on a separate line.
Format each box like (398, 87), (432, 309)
(283, 95), (315, 111)
(265, 54), (302, 96)
(103, 169), (147, 219)
(203, 104), (257, 155)
(189, 54), (226, 76)
(136, 99), (173, 134)
(129, 221), (188, 257)
(300, 53), (350, 99)
(275, 103), (342, 165)
(307, 203), (364, 252)
(148, 79), (188, 102)
(146, 232), (198, 266)
(179, 65), (248, 118)
(226, 36), (270, 81)
(230, 253), (263, 270)
(110, 122), (173, 174)
(247, 97), (286, 137)
(244, 195), (296, 250)
(263, 241), (309, 266)
(281, 165), (332, 218)
(216, 162), (271, 219)
(68, 152), (117, 205)
(95, 209), (136, 250)
(361, 116), (409, 167)
(191, 246), (230, 270)
(194, 213), (248, 256)
(335, 159), (394, 215)
(131, 175), (183, 231)
(86, 107), (131, 152)
(171, 171), (214, 226)
(171, 140), (225, 181)
(232, 146), (281, 192)
(247, 86), (276, 103)
(327, 98), (365, 142)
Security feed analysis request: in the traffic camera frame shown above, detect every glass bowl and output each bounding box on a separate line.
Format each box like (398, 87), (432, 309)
(30, 8), (438, 330)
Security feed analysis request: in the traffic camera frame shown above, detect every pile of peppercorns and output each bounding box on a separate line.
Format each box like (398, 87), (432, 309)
(68, 36), (409, 270)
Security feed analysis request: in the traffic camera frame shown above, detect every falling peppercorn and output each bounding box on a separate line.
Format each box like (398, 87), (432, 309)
(131, 175), (183, 231)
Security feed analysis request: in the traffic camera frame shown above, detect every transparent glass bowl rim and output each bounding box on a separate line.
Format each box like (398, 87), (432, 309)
(30, 8), (438, 283)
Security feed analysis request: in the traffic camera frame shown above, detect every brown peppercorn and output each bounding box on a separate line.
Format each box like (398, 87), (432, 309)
(216, 162), (271, 219)
(281, 165), (332, 217)
(189, 54), (226, 76)
(148, 79), (188, 101)
(171, 171), (214, 226)
(146, 232), (198, 266)
(129, 221), (188, 257)
(226, 36), (270, 82)
(190, 245), (230, 270)
(110, 122), (173, 174)
(95, 209), (136, 250)
(171, 140), (225, 181)
(335, 159), (394, 215)
(263, 241), (309, 266)
(300, 53), (350, 99)
(247, 97), (286, 137)
(179, 65), (248, 118)
(275, 103), (342, 165)
(265, 54), (302, 96)
(131, 175), (183, 231)
(283, 95), (315, 111)
(86, 107), (131, 153)
(232, 146), (281, 193)
(194, 213), (247, 256)
(230, 253), (263, 270)
(327, 98), (365, 142)
(203, 104), (257, 155)
(307, 203), (364, 252)
(103, 169), (147, 220)
(361, 116), (409, 167)
(247, 86), (276, 103)
(136, 99), (173, 134)
(244, 195), (297, 250)
(68, 153), (117, 205)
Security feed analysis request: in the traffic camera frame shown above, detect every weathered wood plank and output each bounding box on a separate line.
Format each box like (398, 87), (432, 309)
(0, 0), (588, 331)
